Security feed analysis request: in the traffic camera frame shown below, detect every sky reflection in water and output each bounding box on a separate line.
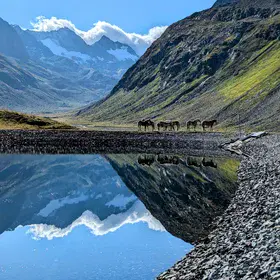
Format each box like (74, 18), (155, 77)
(0, 154), (192, 280)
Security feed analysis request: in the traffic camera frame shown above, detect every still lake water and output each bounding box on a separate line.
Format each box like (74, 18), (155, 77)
(0, 154), (239, 280)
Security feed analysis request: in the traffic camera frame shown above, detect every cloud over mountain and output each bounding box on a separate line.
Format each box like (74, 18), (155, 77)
(31, 16), (168, 55)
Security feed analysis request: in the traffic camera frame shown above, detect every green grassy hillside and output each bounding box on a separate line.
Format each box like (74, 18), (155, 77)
(78, 2), (280, 131)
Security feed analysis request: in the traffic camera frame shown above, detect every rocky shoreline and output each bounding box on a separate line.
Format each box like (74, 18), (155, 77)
(0, 130), (230, 155)
(158, 135), (280, 280)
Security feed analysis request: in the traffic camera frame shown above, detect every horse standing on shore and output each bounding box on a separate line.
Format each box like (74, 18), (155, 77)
(157, 121), (172, 131)
(187, 120), (201, 131)
(138, 119), (155, 132)
(202, 120), (217, 131)
(158, 121), (180, 132)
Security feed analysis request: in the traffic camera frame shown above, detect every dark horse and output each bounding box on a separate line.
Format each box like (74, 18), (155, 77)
(158, 121), (180, 132)
(202, 120), (217, 131)
(138, 119), (155, 131)
(187, 120), (201, 131)
(157, 121), (172, 131)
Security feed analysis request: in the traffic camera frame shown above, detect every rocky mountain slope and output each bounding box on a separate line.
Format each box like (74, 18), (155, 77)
(0, 18), (139, 113)
(0, 18), (29, 61)
(80, 0), (280, 131)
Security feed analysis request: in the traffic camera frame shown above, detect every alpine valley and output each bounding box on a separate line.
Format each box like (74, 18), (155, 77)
(79, 0), (280, 131)
(0, 17), (149, 113)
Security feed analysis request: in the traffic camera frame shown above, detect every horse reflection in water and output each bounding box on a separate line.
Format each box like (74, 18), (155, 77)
(138, 155), (218, 168)
(107, 154), (239, 243)
(138, 155), (155, 166)
(187, 157), (202, 167)
(187, 157), (218, 168)
(157, 155), (180, 165)
(138, 155), (181, 166)
(202, 158), (218, 168)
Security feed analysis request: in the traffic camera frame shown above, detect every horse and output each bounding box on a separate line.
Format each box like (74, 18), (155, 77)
(187, 120), (201, 131)
(157, 121), (173, 132)
(202, 158), (217, 168)
(138, 119), (155, 131)
(171, 121), (180, 131)
(202, 120), (217, 131)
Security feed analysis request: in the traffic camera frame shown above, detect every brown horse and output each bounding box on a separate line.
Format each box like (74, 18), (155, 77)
(157, 121), (173, 131)
(202, 120), (217, 131)
(187, 120), (201, 131)
(138, 119), (155, 131)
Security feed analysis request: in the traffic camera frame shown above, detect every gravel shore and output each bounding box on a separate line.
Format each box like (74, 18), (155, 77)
(158, 135), (280, 280)
(0, 130), (230, 155)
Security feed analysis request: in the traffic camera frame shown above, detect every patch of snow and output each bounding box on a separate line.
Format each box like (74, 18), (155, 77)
(28, 201), (165, 240)
(95, 193), (103, 199)
(41, 38), (92, 63)
(38, 193), (89, 217)
(107, 47), (138, 61)
(106, 194), (137, 210)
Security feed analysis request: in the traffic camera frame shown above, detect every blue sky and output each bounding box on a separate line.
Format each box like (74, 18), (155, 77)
(2, 0), (216, 33)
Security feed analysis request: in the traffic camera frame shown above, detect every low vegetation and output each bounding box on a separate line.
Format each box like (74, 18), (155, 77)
(0, 110), (73, 130)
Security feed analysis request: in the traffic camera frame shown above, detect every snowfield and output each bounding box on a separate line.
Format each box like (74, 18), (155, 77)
(41, 38), (92, 63)
(107, 47), (138, 61)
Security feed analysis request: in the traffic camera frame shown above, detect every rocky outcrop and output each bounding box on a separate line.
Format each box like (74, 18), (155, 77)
(158, 135), (280, 279)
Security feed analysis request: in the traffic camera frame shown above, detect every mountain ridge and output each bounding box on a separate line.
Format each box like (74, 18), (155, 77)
(214, 0), (280, 8)
(78, 2), (280, 131)
(0, 18), (139, 112)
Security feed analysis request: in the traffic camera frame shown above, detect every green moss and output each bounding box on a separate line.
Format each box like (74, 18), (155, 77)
(218, 158), (240, 182)
(218, 42), (280, 100)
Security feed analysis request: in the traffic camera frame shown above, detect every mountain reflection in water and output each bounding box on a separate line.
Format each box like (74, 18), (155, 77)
(0, 153), (239, 280)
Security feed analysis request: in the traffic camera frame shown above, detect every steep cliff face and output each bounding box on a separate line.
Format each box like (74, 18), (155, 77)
(106, 154), (239, 243)
(0, 18), (29, 60)
(80, 1), (280, 131)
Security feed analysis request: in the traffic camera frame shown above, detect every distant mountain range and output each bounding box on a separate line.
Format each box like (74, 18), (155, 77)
(0, 17), (143, 113)
(79, 0), (280, 131)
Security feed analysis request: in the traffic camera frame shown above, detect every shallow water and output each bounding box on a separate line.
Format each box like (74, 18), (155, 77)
(0, 153), (239, 279)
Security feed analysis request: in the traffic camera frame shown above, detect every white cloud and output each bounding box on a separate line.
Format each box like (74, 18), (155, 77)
(27, 201), (165, 240)
(30, 16), (168, 55)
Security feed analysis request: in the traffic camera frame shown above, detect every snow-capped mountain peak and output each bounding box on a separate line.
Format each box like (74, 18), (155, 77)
(93, 35), (139, 62)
